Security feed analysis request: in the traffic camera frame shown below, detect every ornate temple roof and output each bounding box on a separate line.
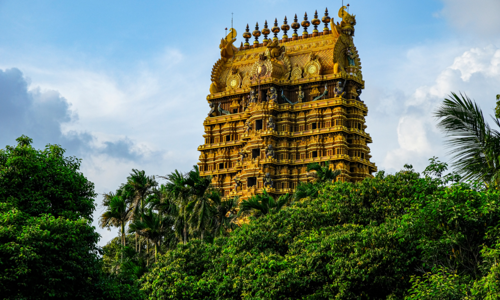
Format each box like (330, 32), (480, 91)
(208, 6), (363, 101)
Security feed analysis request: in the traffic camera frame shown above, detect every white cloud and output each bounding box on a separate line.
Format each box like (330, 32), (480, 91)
(380, 44), (500, 172)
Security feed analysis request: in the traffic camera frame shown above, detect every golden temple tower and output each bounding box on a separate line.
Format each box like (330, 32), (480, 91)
(198, 7), (377, 199)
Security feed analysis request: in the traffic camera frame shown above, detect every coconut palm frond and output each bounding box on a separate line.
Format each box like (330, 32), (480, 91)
(435, 92), (500, 185)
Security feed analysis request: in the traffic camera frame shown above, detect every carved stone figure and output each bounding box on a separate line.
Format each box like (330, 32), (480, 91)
(296, 86), (305, 103)
(249, 89), (258, 103)
(356, 88), (363, 101)
(266, 39), (286, 59)
(346, 46), (357, 66)
(334, 81), (345, 98)
(349, 85), (358, 99)
(265, 144), (275, 158)
(263, 172), (273, 188)
(267, 87), (278, 104)
(238, 150), (247, 162)
(220, 29), (238, 59)
(331, 6), (356, 37)
(208, 102), (215, 116)
(234, 176), (242, 191)
(244, 120), (252, 133)
(267, 116), (276, 131)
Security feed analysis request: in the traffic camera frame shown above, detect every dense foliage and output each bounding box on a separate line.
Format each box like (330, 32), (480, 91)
(140, 161), (500, 299)
(0, 136), (142, 299)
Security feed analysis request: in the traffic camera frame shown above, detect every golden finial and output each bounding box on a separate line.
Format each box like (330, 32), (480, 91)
(311, 10), (320, 36)
(322, 8), (331, 33)
(281, 16), (290, 42)
(271, 18), (280, 41)
(262, 20), (270, 45)
(252, 22), (261, 47)
(301, 12), (310, 38)
(243, 24), (251, 49)
(291, 14), (300, 40)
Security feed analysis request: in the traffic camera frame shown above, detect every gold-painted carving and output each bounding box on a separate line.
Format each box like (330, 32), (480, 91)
(225, 69), (242, 91)
(220, 28), (238, 59)
(303, 53), (321, 78)
(290, 63), (303, 81)
(296, 85), (305, 103)
(266, 40), (286, 59)
(241, 73), (251, 88)
(309, 85), (320, 97)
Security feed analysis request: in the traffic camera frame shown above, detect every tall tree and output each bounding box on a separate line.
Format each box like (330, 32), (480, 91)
(185, 166), (213, 241)
(161, 170), (191, 244)
(435, 92), (500, 188)
(126, 169), (157, 252)
(99, 193), (130, 262)
(207, 190), (237, 237)
(129, 208), (173, 264)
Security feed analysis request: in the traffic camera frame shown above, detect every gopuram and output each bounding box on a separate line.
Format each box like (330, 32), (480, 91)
(198, 6), (377, 199)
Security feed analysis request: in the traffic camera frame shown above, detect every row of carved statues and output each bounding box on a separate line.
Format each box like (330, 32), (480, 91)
(208, 80), (363, 117)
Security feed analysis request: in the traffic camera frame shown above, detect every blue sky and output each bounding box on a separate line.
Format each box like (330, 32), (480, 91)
(1, 0), (499, 245)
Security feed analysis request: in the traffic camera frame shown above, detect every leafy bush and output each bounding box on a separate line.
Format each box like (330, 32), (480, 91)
(140, 162), (500, 299)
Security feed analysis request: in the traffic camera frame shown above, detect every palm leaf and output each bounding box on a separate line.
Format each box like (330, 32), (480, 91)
(435, 92), (500, 185)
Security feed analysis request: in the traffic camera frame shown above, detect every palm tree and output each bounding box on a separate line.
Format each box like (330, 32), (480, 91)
(239, 190), (291, 218)
(306, 161), (341, 183)
(185, 166), (213, 241)
(99, 194), (130, 261)
(294, 161), (341, 201)
(128, 208), (173, 264)
(161, 169), (191, 244)
(126, 169), (158, 252)
(495, 94), (500, 119)
(435, 93), (500, 188)
(205, 190), (237, 237)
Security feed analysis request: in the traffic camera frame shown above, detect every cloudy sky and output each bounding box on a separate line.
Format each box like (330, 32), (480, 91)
(1, 0), (499, 245)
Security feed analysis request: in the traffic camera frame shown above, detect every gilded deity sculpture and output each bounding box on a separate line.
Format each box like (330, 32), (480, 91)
(267, 87), (278, 104)
(263, 172), (273, 188)
(265, 144), (275, 159)
(346, 46), (356, 66)
(267, 116), (276, 131)
(249, 89), (258, 103)
(296, 86), (305, 103)
(334, 81), (345, 98)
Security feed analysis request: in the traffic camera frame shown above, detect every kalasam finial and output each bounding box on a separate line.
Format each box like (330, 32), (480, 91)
(281, 16), (290, 42)
(301, 12), (310, 38)
(322, 8), (331, 33)
(243, 24), (251, 49)
(291, 14), (300, 40)
(312, 10), (320, 36)
(271, 18), (280, 41)
(252, 22), (261, 47)
(262, 20), (270, 45)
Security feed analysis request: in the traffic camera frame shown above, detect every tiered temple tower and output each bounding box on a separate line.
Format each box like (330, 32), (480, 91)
(198, 6), (377, 199)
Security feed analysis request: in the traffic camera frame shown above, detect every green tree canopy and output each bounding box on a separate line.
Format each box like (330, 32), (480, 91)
(0, 136), (143, 299)
(140, 162), (500, 299)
